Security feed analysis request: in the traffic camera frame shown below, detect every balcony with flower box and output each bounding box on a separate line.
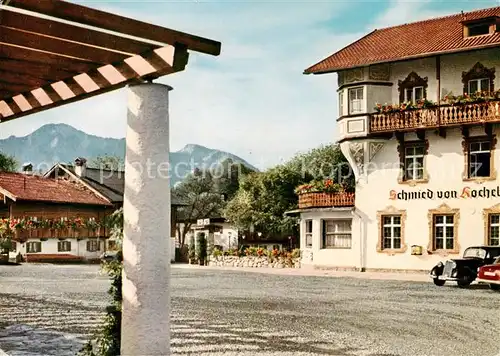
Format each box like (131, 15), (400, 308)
(370, 93), (500, 134)
(295, 180), (355, 209)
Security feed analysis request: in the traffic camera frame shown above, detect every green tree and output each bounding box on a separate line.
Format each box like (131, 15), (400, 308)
(0, 152), (17, 172)
(174, 169), (225, 248)
(224, 144), (353, 236)
(89, 155), (124, 171)
(212, 159), (254, 201)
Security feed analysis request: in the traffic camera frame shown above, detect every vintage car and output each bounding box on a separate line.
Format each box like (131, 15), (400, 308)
(477, 256), (500, 291)
(430, 246), (500, 288)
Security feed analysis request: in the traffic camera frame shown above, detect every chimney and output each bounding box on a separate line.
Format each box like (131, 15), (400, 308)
(22, 162), (33, 175)
(74, 157), (87, 177)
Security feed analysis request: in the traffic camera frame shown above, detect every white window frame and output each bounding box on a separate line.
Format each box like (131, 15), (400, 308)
(57, 240), (71, 252)
(26, 241), (41, 253)
(321, 219), (352, 249)
(339, 91), (344, 116)
(489, 214), (500, 246)
(382, 215), (402, 250)
(433, 215), (455, 250)
(87, 239), (100, 252)
(348, 87), (363, 115)
(305, 220), (313, 248)
(469, 140), (491, 178)
(403, 86), (424, 103)
(404, 144), (425, 180)
(468, 78), (489, 94)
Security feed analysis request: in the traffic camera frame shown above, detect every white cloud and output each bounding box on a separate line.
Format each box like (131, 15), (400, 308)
(0, 0), (484, 169)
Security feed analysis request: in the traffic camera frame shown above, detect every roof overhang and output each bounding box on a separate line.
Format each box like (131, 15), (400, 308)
(0, 0), (221, 122)
(303, 42), (500, 75)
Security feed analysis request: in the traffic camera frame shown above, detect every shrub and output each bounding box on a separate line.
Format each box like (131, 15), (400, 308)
(188, 237), (196, 261)
(79, 208), (123, 356)
(212, 247), (222, 257)
(196, 232), (207, 264)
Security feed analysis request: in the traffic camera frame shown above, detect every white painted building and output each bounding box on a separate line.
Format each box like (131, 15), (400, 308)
(300, 7), (500, 271)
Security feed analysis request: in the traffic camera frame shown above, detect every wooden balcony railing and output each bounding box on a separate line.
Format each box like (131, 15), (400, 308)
(370, 100), (500, 133)
(15, 227), (108, 241)
(298, 192), (355, 209)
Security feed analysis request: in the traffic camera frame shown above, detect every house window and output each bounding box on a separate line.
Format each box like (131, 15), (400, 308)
(468, 140), (491, 178)
(26, 241), (42, 253)
(321, 220), (352, 249)
(348, 87), (363, 114)
(468, 78), (490, 94)
(339, 91), (344, 116)
(403, 143), (425, 180)
(488, 214), (500, 246)
(462, 62), (495, 94)
(305, 220), (313, 248)
(466, 22), (491, 37)
(433, 215), (455, 250)
(381, 215), (402, 249)
(87, 239), (100, 252)
(404, 86), (424, 104)
(57, 240), (71, 252)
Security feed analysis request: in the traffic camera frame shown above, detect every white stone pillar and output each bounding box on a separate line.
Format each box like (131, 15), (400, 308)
(121, 83), (172, 355)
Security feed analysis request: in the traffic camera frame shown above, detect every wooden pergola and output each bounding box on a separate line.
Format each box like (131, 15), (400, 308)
(0, 0), (221, 121)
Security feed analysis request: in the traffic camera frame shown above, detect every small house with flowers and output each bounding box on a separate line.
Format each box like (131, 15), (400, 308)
(0, 171), (113, 263)
(300, 6), (500, 272)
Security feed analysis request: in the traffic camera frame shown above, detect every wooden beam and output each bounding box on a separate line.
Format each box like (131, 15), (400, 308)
(0, 70), (48, 88)
(0, 44), (99, 75)
(438, 127), (446, 138)
(6, 0), (222, 56)
(0, 57), (77, 80)
(0, 80), (32, 93)
(0, 9), (157, 55)
(0, 26), (128, 64)
(416, 129), (425, 141)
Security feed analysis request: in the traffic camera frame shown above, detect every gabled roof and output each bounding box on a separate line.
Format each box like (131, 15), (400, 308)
(0, 172), (110, 206)
(44, 163), (187, 206)
(304, 6), (500, 74)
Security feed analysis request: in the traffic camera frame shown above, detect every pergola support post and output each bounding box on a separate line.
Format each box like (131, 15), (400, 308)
(121, 83), (172, 355)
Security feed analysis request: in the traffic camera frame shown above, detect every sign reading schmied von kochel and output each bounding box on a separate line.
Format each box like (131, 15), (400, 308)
(389, 186), (500, 201)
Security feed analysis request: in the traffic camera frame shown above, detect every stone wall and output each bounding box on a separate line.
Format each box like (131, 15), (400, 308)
(209, 255), (301, 268)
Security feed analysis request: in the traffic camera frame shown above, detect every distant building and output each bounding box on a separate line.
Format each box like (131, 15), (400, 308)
(0, 171), (112, 263)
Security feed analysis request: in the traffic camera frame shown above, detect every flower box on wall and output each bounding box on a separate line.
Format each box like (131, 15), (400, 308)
(298, 192), (355, 209)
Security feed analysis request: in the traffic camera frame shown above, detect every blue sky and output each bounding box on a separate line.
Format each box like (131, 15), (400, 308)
(1, 0), (498, 169)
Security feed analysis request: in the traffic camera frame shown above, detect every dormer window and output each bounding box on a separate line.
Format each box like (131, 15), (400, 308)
(467, 22), (490, 36)
(463, 17), (498, 38)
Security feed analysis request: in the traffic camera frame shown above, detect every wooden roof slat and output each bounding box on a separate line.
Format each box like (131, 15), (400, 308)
(23, 92), (42, 110)
(0, 45), (99, 74)
(0, 57), (76, 80)
(4, 98), (21, 115)
(0, 9), (157, 55)
(0, 45), (189, 122)
(0, 26), (128, 64)
(6, 0), (221, 56)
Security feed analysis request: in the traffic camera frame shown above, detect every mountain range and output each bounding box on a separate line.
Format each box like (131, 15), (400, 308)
(0, 123), (258, 185)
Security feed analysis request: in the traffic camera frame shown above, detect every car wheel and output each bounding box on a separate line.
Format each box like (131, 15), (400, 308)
(433, 278), (445, 286)
(490, 284), (500, 291)
(457, 274), (474, 288)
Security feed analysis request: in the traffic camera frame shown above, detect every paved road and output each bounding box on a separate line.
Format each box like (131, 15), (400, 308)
(0, 265), (498, 356)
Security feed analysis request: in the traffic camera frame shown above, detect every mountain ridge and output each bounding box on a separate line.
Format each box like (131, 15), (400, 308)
(0, 123), (257, 185)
